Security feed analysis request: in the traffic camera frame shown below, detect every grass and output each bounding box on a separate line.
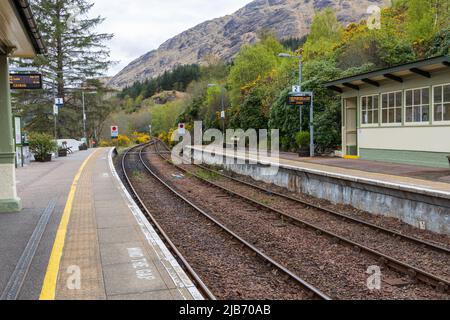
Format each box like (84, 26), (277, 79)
(132, 170), (144, 180)
(195, 168), (220, 181)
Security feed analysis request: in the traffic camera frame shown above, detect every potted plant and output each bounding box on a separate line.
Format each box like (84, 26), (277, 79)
(58, 147), (68, 157)
(29, 132), (57, 162)
(79, 143), (88, 151)
(296, 131), (311, 157)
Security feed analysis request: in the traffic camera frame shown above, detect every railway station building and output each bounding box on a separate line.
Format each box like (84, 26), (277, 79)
(325, 56), (450, 168)
(0, 0), (45, 212)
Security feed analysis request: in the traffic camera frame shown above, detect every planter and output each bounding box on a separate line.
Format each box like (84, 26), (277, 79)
(335, 150), (343, 158)
(35, 153), (52, 163)
(58, 149), (68, 157)
(298, 147), (310, 158)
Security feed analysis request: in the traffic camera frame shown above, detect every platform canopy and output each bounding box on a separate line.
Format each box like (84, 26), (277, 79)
(325, 56), (450, 93)
(0, 0), (46, 57)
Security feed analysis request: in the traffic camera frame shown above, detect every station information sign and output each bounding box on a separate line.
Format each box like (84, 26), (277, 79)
(287, 94), (312, 106)
(9, 73), (43, 90)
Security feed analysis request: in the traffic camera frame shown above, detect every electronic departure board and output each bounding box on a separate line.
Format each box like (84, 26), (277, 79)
(10, 73), (43, 90)
(287, 94), (312, 106)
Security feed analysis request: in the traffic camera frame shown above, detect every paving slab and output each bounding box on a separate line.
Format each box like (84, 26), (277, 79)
(50, 148), (202, 300)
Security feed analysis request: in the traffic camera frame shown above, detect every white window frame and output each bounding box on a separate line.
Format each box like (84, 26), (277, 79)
(381, 90), (403, 127)
(360, 94), (380, 127)
(404, 86), (431, 126)
(432, 83), (450, 124)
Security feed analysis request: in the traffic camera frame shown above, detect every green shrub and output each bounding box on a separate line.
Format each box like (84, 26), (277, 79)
(29, 133), (57, 161)
(296, 131), (310, 148)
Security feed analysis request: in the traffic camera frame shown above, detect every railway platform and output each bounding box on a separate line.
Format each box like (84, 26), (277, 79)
(0, 148), (201, 300)
(189, 145), (450, 235)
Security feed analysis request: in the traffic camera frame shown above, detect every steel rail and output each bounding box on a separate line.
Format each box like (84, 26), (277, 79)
(160, 141), (450, 255)
(141, 142), (332, 301)
(154, 141), (450, 293)
(121, 143), (217, 301)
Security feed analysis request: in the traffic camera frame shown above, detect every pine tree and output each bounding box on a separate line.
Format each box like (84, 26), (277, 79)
(13, 0), (114, 138)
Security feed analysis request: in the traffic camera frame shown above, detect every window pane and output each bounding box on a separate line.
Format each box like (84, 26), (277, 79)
(422, 105), (429, 122)
(444, 85), (450, 103)
(406, 91), (412, 106)
(382, 109), (388, 123)
(396, 92), (402, 107)
(368, 96), (372, 107)
(374, 109), (378, 124)
(382, 95), (388, 109)
(414, 106), (421, 122)
(368, 111), (373, 124)
(406, 107), (413, 122)
(444, 103), (450, 121)
(434, 86), (443, 103)
(435, 104), (443, 122)
(373, 96), (379, 110)
(389, 93), (394, 108)
(389, 109), (395, 123)
(422, 88), (430, 105)
(396, 107), (402, 123)
(414, 90), (420, 105)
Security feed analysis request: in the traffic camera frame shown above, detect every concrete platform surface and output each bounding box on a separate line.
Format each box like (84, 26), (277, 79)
(0, 150), (96, 300)
(0, 148), (202, 300)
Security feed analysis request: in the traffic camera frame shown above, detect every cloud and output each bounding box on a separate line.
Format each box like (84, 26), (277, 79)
(90, 0), (252, 76)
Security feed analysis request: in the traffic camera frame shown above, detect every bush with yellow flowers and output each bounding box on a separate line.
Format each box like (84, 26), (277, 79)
(131, 131), (151, 144)
(112, 134), (131, 147)
(99, 140), (111, 147)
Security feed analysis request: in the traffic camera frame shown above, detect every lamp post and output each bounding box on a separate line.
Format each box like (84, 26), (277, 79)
(81, 91), (97, 147)
(278, 53), (303, 130)
(207, 84), (226, 136)
(278, 52), (315, 157)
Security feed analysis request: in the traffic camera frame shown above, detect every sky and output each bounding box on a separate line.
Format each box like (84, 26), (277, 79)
(90, 0), (253, 76)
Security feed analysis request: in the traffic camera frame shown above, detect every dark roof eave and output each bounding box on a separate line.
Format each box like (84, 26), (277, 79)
(12, 0), (47, 55)
(325, 55), (450, 88)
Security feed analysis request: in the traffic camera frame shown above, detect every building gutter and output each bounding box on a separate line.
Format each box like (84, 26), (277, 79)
(11, 0), (46, 55)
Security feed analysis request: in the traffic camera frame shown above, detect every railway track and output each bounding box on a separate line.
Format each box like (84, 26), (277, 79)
(153, 140), (450, 295)
(122, 142), (331, 300)
(121, 143), (216, 301)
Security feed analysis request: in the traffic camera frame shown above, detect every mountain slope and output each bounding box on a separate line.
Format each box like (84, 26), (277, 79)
(109, 0), (387, 89)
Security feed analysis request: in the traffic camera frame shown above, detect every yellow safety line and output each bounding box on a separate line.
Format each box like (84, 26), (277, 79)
(344, 155), (360, 160)
(39, 150), (98, 300)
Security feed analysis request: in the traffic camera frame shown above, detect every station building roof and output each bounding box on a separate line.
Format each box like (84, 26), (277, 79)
(0, 0), (46, 57)
(325, 55), (450, 93)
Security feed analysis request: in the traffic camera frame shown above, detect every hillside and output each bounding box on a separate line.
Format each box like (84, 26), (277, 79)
(108, 0), (388, 89)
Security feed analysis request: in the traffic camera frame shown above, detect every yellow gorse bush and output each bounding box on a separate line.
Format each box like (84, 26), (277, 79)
(132, 131), (151, 144)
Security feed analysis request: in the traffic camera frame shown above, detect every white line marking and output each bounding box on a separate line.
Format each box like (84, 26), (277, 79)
(107, 148), (204, 301)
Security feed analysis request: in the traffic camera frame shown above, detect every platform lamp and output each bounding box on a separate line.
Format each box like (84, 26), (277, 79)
(278, 52), (315, 157)
(81, 90), (97, 147)
(278, 52), (303, 130)
(207, 83), (226, 137)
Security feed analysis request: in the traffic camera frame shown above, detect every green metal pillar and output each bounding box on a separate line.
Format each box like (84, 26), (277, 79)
(0, 54), (21, 212)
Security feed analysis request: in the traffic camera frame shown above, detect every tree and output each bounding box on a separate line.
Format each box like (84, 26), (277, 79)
(228, 34), (284, 107)
(427, 26), (450, 56)
(32, 0), (113, 98)
(235, 88), (268, 131)
(13, 0), (113, 138)
(303, 9), (344, 61)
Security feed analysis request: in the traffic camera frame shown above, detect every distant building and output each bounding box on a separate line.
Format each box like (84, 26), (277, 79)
(325, 56), (450, 168)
